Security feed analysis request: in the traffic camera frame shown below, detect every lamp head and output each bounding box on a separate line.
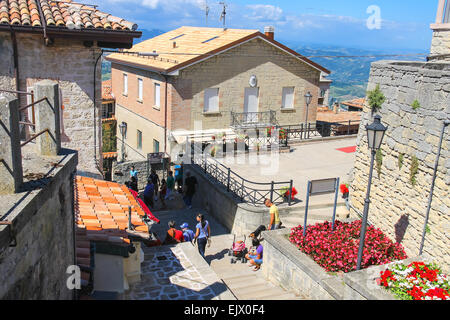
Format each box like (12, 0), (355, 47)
(366, 115), (387, 151)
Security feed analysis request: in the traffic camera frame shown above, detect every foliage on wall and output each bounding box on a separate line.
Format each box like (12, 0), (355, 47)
(410, 155), (419, 186)
(398, 153), (404, 170)
(411, 100), (421, 111)
(102, 121), (117, 153)
(376, 149), (383, 178)
(367, 84), (386, 113)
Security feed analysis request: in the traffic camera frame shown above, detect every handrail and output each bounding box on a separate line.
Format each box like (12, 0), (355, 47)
(190, 140), (294, 206)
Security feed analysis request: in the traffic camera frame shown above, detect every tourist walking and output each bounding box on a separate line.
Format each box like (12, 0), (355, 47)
(166, 171), (175, 200)
(183, 171), (198, 209)
(194, 214), (210, 259)
(143, 180), (155, 208)
(129, 176), (138, 193)
(174, 162), (184, 193)
(149, 169), (160, 200)
(264, 198), (281, 230)
(130, 166), (138, 184)
(159, 179), (167, 209)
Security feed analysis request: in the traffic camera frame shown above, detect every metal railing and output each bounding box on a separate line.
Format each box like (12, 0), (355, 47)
(188, 140), (294, 207)
(231, 111), (278, 129)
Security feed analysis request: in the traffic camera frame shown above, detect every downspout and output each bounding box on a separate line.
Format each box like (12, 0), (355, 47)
(11, 30), (19, 97)
(94, 51), (104, 176)
(163, 74), (169, 154)
(35, 0), (49, 45)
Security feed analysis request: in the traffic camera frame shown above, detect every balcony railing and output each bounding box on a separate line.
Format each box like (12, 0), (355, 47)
(231, 111), (278, 129)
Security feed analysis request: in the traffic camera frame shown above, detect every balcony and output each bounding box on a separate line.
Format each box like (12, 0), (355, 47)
(230, 111), (278, 129)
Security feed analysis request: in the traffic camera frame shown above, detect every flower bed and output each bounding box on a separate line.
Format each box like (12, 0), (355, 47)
(378, 262), (449, 300)
(289, 220), (407, 273)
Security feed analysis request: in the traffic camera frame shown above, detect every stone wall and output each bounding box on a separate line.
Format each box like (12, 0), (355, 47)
(112, 159), (168, 191)
(350, 60), (450, 272)
(0, 151), (78, 300)
(0, 32), (102, 177)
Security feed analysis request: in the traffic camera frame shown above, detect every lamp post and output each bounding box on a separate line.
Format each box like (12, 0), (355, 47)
(356, 115), (387, 271)
(304, 91), (313, 139)
(119, 121), (127, 163)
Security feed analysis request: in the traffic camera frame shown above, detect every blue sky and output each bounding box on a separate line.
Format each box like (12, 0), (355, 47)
(92, 0), (437, 51)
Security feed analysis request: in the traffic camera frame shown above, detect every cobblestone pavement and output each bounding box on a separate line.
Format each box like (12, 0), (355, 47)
(124, 245), (218, 300)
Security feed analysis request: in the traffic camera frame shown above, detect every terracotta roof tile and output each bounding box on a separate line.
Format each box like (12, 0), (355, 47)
(0, 0), (137, 31)
(341, 98), (366, 110)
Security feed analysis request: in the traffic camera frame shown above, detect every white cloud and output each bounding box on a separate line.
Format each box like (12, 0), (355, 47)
(245, 4), (284, 23)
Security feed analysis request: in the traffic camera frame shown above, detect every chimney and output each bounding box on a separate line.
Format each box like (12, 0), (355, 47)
(264, 26), (275, 40)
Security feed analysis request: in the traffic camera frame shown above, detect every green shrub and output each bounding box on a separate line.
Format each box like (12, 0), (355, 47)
(367, 84), (386, 113)
(411, 100), (421, 111)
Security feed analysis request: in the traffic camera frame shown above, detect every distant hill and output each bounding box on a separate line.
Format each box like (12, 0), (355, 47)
(295, 44), (427, 103)
(102, 30), (427, 103)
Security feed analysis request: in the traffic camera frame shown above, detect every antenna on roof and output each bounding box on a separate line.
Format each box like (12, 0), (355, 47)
(219, 1), (227, 30)
(204, 0), (210, 26)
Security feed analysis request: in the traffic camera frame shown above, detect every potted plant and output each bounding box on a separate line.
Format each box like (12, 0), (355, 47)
(340, 183), (349, 199)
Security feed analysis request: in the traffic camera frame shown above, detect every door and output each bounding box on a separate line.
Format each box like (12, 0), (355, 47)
(244, 87), (259, 123)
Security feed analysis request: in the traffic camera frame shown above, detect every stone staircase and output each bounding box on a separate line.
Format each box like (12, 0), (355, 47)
(207, 234), (305, 300)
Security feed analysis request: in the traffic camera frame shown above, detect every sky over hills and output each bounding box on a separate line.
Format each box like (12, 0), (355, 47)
(92, 0), (435, 51)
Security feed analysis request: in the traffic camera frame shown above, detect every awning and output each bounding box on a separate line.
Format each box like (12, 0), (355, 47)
(171, 129), (238, 144)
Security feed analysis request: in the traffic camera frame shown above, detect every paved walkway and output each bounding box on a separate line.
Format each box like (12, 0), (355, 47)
(218, 137), (357, 207)
(124, 194), (303, 300)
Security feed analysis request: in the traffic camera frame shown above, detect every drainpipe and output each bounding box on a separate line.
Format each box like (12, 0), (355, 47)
(93, 51), (104, 177)
(36, 0), (49, 45)
(163, 74), (169, 154)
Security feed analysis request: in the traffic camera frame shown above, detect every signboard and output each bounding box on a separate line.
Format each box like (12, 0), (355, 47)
(310, 178), (338, 195)
(147, 152), (167, 164)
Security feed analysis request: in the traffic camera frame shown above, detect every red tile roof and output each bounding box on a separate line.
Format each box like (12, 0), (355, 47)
(341, 98), (366, 110)
(102, 80), (114, 101)
(317, 109), (361, 123)
(0, 0), (137, 31)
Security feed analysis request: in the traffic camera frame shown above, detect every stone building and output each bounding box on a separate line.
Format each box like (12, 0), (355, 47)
(107, 26), (331, 161)
(0, 0), (140, 178)
(430, 0), (450, 59)
(350, 2), (450, 272)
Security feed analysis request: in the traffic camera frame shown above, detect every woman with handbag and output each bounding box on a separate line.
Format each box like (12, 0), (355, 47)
(194, 214), (211, 258)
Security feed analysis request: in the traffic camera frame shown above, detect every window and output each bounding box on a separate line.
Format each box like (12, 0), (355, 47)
(202, 36), (220, 43)
(108, 103), (115, 117)
(170, 34), (185, 40)
(154, 83), (161, 108)
(320, 89), (326, 98)
(153, 139), (160, 153)
(282, 87), (295, 109)
(101, 104), (108, 118)
(123, 74), (128, 95)
(204, 88), (219, 113)
(137, 130), (142, 150)
(138, 78), (143, 101)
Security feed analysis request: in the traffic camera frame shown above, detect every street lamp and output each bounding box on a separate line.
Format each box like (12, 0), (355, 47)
(356, 115), (388, 270)
(119, 121), (127, 163)
(304, 91), (313, 139)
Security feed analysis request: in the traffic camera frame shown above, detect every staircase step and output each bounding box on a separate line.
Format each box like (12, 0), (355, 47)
(226, 278), (267, 290)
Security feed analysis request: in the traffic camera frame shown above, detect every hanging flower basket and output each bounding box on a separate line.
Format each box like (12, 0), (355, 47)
(340, 183), (349, 199)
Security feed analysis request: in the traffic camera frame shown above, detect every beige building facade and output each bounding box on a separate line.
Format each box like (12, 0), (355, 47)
(108, 27), (331, 161)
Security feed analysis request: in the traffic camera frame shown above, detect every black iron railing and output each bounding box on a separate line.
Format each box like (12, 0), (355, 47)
(188, 140), (294, 207)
